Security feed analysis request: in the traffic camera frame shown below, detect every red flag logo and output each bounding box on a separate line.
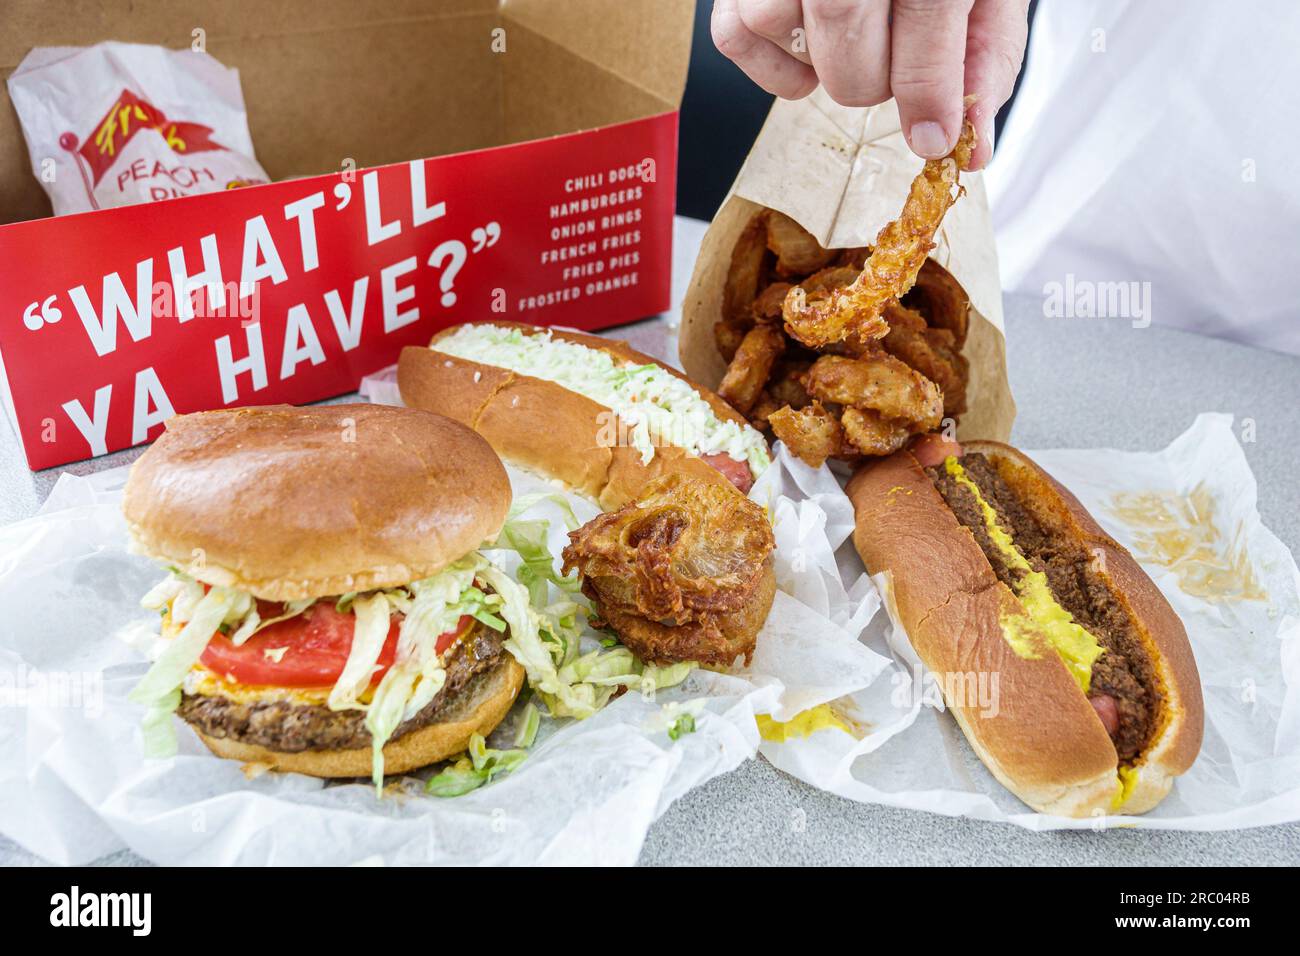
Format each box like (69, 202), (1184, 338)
(78, 89), (228, 185)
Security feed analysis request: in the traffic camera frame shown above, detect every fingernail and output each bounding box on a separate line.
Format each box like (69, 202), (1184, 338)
(909, 121), (951, 158)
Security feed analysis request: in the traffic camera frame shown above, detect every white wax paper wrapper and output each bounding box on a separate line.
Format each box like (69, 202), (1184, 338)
(761, 413), (1300, 830)
(7, 42), (268, 215)
(0, 382), (885, 865)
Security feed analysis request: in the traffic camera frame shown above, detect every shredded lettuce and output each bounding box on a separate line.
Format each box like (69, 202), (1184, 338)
(140, 688), (182, 758)
(128, 562), (517, 785)
(425, 732), (528, 797)
(167, 578), (207, 627)
(483, 498), (699, 722)
(139, 574), (187, 611)
(229, 599), (313, 646)
(645, 661), (697, 689)
(423, 761), (485, 797)
(363, 558), (485, 789)
(142, 569), (315, 645)
(471, 607), (507, 631)
(129, 482), (701, 790)
(491, 493), (583, 607)
(505, 491), (581, 529)
(327, 593), (391, 712)
(129, 584), (249, 756)
(497, 518), (581, 606)
(644, 698), (707, 741)
(130, 585), (248, 707)
(481, 565), (694, 719)
(668, 712), (696, 740)
(514, 701), (540, 748)
(228, 608), (261, 646)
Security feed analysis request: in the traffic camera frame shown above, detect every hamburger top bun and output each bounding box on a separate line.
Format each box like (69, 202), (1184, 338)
(190, 657), (525, 779)
(398, 322), (758, 509)
(124, 404), (510, 601)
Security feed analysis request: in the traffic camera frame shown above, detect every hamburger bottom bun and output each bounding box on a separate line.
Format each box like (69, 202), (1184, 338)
(397, 323), (752, 510)
(846, 440), (1202, 817)
(187, 658), (526, 779)
(123, 404), (511, 602)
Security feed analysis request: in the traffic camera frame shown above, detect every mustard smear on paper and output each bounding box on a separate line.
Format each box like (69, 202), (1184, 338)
(1108, 487), (1266, 603)
(756, 704), (850, 742)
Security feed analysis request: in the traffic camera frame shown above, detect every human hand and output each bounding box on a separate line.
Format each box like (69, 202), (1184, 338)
(710, 0), (1030, 169)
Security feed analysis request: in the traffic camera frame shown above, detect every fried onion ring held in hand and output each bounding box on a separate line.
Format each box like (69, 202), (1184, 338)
(717, 323), (786, 414)
(803, 353), (943, 432)
(782, 120), (976, 349)
(799, 265), (859, 298)
(768, 402), (844, 468)
(561, 474), (776, 667)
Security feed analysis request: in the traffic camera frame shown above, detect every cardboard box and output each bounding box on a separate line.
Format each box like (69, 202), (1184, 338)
(0, 0), (693, 469)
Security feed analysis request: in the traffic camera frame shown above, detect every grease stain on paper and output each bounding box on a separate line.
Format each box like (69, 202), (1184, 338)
(1107, 486), (1266, 602)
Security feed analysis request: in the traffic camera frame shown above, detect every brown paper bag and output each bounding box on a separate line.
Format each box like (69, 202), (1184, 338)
(679, 90), (1015, 444)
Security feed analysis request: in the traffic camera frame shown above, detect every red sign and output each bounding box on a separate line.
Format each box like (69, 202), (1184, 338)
(0, 111), (678, 469)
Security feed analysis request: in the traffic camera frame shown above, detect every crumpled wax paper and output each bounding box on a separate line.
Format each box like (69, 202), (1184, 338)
(760, 413), (1300, 830)
(0, 378), (886, 865)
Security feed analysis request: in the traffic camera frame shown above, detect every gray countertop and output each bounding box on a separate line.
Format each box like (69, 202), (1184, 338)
(2, 228), (1298, 866)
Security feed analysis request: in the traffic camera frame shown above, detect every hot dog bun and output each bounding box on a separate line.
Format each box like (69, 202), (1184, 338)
(847, 440), (1203, 816)
(398, 323), (763, 509)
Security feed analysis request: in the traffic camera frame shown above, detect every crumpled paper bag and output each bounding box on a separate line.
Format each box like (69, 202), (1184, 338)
(760, 413), (1300, 830)
(677, 90), (1015, 444)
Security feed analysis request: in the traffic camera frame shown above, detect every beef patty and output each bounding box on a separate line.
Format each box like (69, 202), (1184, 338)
(177, 623), (506, 753)
(927, 453), (1160, 763)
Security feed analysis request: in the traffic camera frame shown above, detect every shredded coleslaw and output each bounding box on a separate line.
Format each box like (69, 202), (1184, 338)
(432, 323), (770, 477)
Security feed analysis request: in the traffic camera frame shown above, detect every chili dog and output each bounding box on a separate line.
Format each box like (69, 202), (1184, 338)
(847, 437), (1203, 816)
(398, 322), (771, 509)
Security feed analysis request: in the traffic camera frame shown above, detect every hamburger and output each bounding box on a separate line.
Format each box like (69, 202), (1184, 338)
(124, 404), (526, 785)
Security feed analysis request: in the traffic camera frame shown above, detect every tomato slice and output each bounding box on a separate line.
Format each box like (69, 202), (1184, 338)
(197, 601), (473, 688)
